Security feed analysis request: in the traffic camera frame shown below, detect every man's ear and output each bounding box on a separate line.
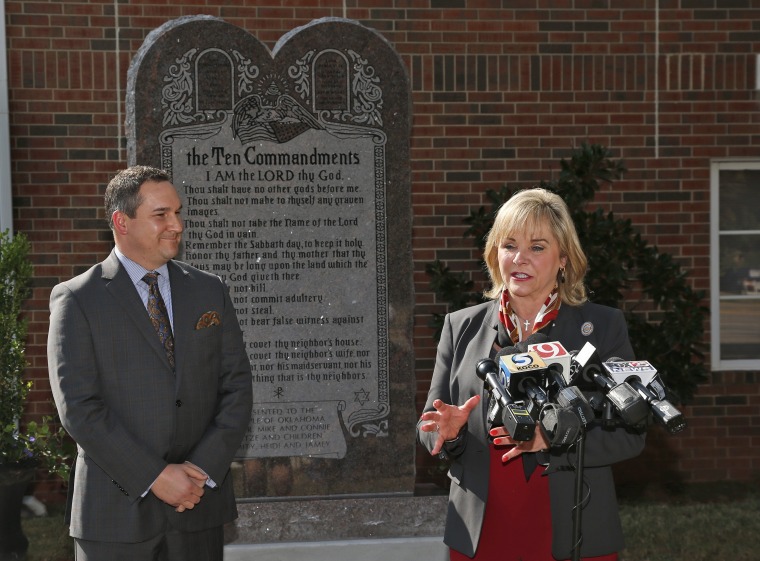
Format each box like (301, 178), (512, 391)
(112, 211), (129, 236)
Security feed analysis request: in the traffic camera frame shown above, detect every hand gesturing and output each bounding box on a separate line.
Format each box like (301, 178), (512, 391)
(420, 395), (481, 455)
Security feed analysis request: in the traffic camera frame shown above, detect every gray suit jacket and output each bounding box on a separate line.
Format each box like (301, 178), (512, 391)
(417, 300), (646, 559)
(48, 250), (253, 543)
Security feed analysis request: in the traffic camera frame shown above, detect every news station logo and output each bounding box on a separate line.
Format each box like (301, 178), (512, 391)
(511, 353), (534, 368)
(602, 360), (658, 386)
(528, 341), (571, 381)
(501, 351), (546, 373)
(529, 341), (569, 360)
(603, 361), (655, 373)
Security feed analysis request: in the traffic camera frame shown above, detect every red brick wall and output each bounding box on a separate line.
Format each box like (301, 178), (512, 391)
(6, 1), (760, 498)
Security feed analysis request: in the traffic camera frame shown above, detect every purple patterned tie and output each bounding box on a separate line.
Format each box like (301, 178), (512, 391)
(142, 272), (175, 370)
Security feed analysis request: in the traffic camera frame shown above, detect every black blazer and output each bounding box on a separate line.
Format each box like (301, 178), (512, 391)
(417, 300), (646, 559)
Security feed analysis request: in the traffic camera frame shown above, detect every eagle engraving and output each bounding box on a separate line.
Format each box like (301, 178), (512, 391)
(232, 81), (322, 144)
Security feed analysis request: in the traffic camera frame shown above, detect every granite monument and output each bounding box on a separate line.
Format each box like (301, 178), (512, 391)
(126, 15), (416, 509)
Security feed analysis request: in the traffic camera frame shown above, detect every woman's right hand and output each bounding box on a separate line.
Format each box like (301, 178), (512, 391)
(420, 395), (481, 456)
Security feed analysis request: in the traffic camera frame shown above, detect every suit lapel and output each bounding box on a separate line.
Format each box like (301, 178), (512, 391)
(477, 302), (501, 428)
(101, 250), (174, 371)
(542, 305), (582, 352)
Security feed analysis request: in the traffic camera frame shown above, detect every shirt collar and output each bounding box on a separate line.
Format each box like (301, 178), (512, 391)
(113, 247), (170, 287)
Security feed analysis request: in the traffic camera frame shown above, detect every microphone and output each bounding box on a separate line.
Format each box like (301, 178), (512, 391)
(476, 358), (536, 441)
(647, 373), (668, 401)
(496, 347), (549, 421)
(521, 334), (592, 448)
(570, 342), (649, 427)
(498, 342), (585, 449)
(523, 334), (594, 426)
(497, 349), (548, 401)
(539, 404), (584, 449)
(603, 359), (687, 434)
(602, 359), (658, 387)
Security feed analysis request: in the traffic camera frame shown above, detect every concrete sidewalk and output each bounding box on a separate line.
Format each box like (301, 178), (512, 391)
(224, 536), (448, 561)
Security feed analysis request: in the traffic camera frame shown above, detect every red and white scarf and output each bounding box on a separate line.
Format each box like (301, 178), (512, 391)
(497, 287), (561, 345)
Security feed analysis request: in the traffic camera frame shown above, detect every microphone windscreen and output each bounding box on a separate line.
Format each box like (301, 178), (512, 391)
(515, 332), (549, 352)
(496, 346), (518, 358)
(475, 358), (497, 382)
(525, 332), (549, 345)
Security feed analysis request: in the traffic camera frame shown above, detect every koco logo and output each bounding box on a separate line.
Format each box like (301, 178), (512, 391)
(510, 353), (533, 367)
(500, 351), (547, 374)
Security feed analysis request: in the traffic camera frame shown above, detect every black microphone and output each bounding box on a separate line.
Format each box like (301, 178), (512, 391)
(539, 404), (584, 450)
(496, 346), (549, 409)
(518, 334), (591, 448)
(497, 343), (585, 450)
(495, 345), (547, 422)
(524, 333), (594, 427)
(570, 342), (649, 427)
(475, 358), (536, 441)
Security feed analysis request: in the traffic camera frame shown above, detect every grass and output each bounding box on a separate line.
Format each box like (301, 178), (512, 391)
(20, 481), (760, 561)
(20, 504), (73, 561)
(617, 480), (760, 561)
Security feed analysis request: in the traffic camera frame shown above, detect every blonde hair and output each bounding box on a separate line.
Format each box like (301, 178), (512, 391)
(483, 188), (588, 305)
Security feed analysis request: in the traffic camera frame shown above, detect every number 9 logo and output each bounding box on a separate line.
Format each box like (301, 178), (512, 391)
(533, 342), (562, 357)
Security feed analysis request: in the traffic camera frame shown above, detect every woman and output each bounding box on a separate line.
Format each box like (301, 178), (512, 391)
(417, 188), (646, 561)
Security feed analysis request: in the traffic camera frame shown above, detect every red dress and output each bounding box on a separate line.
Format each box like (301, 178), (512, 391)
(449, 445), (618, 561)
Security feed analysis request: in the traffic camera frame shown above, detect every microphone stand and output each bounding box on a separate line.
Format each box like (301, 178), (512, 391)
(571, 428), (586, 561)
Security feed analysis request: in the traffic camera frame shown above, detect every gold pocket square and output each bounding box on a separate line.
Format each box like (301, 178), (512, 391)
(196, 311), (221, 330)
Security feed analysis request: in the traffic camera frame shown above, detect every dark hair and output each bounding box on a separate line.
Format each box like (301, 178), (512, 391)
(104, 166), (171, 229)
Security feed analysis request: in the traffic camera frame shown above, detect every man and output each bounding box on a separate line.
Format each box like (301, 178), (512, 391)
(47, 165), (253, 561)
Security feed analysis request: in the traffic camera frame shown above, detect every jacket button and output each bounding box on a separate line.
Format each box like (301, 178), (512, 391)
(176, 400), (182, 407)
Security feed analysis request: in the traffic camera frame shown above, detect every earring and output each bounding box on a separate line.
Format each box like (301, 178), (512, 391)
(559, 267), (566, 283)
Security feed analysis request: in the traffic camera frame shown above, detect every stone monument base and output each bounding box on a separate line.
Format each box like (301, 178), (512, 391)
(225, 495), (447, 560)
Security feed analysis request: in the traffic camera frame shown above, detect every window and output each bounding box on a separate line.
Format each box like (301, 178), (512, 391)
(710, 160), (760, 370)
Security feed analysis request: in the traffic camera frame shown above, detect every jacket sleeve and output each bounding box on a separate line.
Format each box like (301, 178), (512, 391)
(47, 283), (167, 501)
(416, 312), (471, 460)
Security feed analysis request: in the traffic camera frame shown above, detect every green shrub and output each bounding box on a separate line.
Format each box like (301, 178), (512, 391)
(0, 230), (73, 479)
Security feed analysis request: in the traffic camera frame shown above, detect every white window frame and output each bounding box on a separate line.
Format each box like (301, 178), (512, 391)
(710, 159), (760, 370)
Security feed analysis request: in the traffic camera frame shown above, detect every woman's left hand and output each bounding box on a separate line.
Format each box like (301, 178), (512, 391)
(489, 426), (550, 463)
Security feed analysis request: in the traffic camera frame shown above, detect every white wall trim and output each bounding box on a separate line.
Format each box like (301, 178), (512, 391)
(0, 0), (14, 235)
